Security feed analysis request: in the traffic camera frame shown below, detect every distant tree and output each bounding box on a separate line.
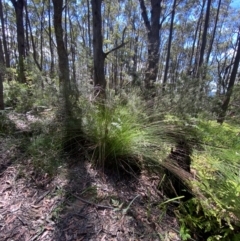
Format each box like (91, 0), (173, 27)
(10, 0), (26, 83)
(217, 31), (240, 124)
(197, 0), (212, 77)
(0, 37), (4, 110)
(0, 0), (10, 67)
(162, 0), (178, 91)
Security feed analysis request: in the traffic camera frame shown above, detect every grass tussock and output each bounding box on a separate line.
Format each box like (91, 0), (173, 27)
(78, 92), (173, 171)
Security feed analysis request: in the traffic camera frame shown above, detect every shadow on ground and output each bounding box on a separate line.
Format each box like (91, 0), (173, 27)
(0, 112), (181, 241)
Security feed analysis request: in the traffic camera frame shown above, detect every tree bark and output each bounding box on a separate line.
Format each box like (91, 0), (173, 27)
(188, 0), (206, 75)
(0, 37), (4, 110)
(48, 0), (54, 77)
(163, 0), (177, 91)
(10, 0), (26, 83)
(52, 0), (71, 117)
(206, 0), (221, 65)
(91, 0), (106, 93)
(139, 0), (161, 88)
(197, 0), (212, 76)
(0, 0), (10, 67)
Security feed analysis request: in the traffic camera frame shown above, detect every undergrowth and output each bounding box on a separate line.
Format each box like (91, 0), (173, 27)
(78, 92), (173, 171)
(177, 119), (240, 240)
(25, 117), (63, 176)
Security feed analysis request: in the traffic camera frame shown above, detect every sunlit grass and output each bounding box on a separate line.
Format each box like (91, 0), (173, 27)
(78, 92), (175, 171)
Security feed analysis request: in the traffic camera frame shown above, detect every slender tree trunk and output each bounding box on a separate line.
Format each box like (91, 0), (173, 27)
(188, 0), (206, 75)
(217, 33), (240, 124)
(0, 37), (4, 110)
(197, 0), (212, 76)
(48, 0), (54, 77)
(69, 11), (78, 93)
(64, 0), (68, 49)
(87, 0), (93, 79)
(0, 0), (10, 67)
(163, 0), (177, 91)
(25, 0), (29, 56)
(52, 0), (71, 117)
(26, 9), (41, 71)
(91, 0), (106, 92)
(206, 0), (221, 64)
(40, 2), (45, 71)
(139, 0), (161, 88)
(10, 0), (26, 83)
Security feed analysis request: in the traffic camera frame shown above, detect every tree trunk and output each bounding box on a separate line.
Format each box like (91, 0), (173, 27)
(217, 33), (240, 124)
(52, 0), (71, 117)
(0, 37), (4, 110)
(10, 0), (26, 83)
(26, 8), (41, 71)
(91, 0), (106, 92)
(48, 0), (54, 77)
(197, 0), (212, 76)
(206, 0), (221, 65)
(188, 0), (206, 75)
(0, 0), (10, 67)
(139, 0), (161, 88)
(163, 0), (177, 91)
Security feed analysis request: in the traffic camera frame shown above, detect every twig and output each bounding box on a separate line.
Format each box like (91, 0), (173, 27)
(70, 193), (113, 209)
(34, 190), (51, 205)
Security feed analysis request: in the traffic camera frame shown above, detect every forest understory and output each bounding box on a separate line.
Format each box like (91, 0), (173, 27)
(0, 111), (182, 241)
(1, 0), (240, 240)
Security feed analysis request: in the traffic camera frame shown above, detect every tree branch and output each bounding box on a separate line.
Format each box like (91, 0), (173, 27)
(139, 0), (151, 31)
(104, 42), (128, 57)
(104, 27), (128, 57)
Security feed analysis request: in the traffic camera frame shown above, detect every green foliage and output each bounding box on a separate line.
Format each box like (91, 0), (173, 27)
(196, 120), (240, 162)
(0, 111), (16, 134)
(3, 68), (58, 113)
(177, 195), (240, 241)
(176, 119), (240, 240)
(4, 80), (34, 112)
(78, 91), (172, 169)
(26, 120), (63, 176)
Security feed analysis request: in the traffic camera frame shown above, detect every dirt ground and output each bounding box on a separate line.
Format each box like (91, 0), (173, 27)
(0, 113), (182, 241)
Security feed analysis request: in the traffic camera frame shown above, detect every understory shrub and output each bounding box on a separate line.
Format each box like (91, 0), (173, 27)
(177, 120), (240, 240)
(76, 91), (176, 171)
(0, 111), (16, 134)
(4, 72), (58, 113)
(26, 118), (63, 176)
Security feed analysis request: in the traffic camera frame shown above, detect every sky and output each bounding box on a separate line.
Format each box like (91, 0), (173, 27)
(231, 0), (240, 9)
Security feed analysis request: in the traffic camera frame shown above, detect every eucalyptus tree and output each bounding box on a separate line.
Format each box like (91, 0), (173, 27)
(91, 0), (127, 94)
(48, 0), (54, 77)
(10, 0), (26, 83)
(162, 0), (178, 91)
(0, 0), (10, 67)
(52, 0), (72, 117)
(139, 0), (161, 88)
(218, 31), (240, 123)
(0, 37), (4, 110)
(196, 0), (212, 78)
(205, 0), (222, 65)
(91, 0), (106, 92)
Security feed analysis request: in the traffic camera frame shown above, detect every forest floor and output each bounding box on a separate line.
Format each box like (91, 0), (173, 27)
(0, 111), (182, 241)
